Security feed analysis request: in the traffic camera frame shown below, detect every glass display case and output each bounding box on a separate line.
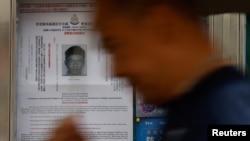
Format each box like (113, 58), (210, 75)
(0, 0), (247, 141)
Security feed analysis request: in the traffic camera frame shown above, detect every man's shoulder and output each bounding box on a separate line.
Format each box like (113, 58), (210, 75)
(193, 66), (249, 97)
(207, 78), (250, 124)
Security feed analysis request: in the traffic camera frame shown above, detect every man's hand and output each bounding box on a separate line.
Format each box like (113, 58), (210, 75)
(48, 117), (84, 141)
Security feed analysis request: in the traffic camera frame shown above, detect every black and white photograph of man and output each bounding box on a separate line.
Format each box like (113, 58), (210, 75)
(62, 45), (87, 76)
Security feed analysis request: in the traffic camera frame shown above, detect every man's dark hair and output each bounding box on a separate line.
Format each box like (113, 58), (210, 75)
(65, 46), (85, 60)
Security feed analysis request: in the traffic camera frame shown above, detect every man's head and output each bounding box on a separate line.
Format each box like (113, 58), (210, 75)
(65, 46), (85, 76)
(95, 0), (214, 105)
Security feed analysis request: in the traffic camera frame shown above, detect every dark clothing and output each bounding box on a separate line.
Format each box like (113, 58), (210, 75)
(164, 66), (250, 141)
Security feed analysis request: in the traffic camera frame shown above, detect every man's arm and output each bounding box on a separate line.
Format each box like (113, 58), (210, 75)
(48, 117), (85, 141)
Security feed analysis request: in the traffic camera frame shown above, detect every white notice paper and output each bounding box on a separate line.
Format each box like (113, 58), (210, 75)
(16, 2), (133, 141)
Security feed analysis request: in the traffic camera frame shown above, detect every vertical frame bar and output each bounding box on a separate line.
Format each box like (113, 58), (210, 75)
(239, 14), (246, 72)
(245, 15), (250, 75)
(0, 0), (11, 140)
(10, 0), (17, 141)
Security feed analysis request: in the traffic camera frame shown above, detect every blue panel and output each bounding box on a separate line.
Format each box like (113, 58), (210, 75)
(135, 117), (167, 141)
